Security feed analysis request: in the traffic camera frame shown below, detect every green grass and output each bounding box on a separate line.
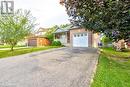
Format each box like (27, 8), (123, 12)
(91, 48), (130, 87)
(101, 47), (130, 58)
(0, 45), (25, 48)
(0, 45), (11, 48)
(0, 46), (60, 58)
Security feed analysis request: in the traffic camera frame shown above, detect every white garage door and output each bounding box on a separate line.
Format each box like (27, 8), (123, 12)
(73, 33), (88, 47)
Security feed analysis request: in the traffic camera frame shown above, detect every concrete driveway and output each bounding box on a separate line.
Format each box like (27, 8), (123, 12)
(0, 47), (98, 87)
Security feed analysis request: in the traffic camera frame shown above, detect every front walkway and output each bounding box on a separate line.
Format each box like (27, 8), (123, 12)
(0, 47), (98, 87)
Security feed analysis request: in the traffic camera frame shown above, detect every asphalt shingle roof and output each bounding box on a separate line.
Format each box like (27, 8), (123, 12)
(54, 25), (72, 33)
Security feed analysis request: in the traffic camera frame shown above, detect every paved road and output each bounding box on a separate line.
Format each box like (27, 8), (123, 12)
(0, 47), (98, 87)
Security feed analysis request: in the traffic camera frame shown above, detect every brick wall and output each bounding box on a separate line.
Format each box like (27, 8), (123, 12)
(28, 37), (51, 46)
(92, 33), (100, 48)
(37, 38), (51, 46)
(69, 28), (93, 47)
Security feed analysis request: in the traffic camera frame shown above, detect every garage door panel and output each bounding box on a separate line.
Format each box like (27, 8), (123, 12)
(73, 36), (79, 47)
(73, 33), (88, 47)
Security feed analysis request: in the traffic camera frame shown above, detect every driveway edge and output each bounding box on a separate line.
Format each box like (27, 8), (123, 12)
(26, 47), (67, 55)
(0, 47), (67, 60)
(89, 54), (99, 87)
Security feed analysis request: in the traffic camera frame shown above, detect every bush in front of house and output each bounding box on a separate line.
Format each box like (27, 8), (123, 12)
(51, 41), (62, 46)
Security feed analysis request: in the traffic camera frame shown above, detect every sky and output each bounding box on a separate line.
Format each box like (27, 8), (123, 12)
(13, 0), (70, 28)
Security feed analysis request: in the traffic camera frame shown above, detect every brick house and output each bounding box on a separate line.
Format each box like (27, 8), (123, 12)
(28, 36), (50, 46)
(54, 26), (100, 47)
(27, 28), (51, 46)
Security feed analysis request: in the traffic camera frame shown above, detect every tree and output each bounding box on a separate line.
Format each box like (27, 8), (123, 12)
(101, 35), (112, 47)
(59, 24), (70, 28)
(0, 9), (36, 51)
(61, 0), (130, 42)
(44, 25), (58, 42)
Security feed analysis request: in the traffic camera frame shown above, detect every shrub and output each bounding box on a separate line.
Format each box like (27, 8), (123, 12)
(51, 41), (62, 46)
(101, 36), (112, 47)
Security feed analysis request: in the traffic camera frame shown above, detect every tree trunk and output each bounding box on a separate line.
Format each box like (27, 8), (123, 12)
(11, 45), (14, 51)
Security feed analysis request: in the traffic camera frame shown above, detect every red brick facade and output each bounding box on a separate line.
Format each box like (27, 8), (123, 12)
(28, 37), (51, 46)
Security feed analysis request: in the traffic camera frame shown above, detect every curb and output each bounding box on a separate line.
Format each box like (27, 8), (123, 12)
(89, 54), (99, 87)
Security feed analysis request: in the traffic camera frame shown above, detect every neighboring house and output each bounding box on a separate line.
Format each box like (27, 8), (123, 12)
(35, 28), (49, 37)
(17, 39), (28, 46)
(0, 41), (4, 45)
(54, 26), (100, 47)
(0, 37), (4, 45)
(27, 28), (51, 46)
(28, 36), (50, 46)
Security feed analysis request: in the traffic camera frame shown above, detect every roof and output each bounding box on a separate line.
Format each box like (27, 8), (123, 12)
(54, 25), (73, 33)
(27, 36), (48, 39)
(34, 28), (49, 34)
(70, 26), (81, 29)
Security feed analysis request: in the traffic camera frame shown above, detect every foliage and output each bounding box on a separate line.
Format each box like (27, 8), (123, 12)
(0, 46), (60, 58)
(59, 24), (71, 28)
(45, 25), (58, 41)
(51, 41), (62, 46)
(101, 47), (130, 58)
(101, 36), (111, 46)
(61, 0), (130, 42)
(0, 9), (36, 51)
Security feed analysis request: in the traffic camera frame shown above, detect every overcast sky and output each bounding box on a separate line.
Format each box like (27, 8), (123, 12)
(13, 0), (70, 28)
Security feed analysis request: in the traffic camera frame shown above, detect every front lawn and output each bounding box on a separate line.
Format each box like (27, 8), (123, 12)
(0, 45), (25, 48)
(101, 47), (130, 58)
(91, 48), (130, 87)
(0, 46), (60, 58)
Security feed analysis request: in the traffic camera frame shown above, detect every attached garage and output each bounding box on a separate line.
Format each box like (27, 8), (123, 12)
(54, 26), (100, 48)
(70, 28), (93, 47)
(73, 33), (88, 47)
(28, 38), (37, 46)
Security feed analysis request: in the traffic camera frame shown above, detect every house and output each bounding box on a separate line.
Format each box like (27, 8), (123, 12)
(0, 41), (4, 45)
(27, 28), (51, 46)
(54, 25), (71, 46)
(54, 26), (100, 47)
(28, 36), (50, 46)
(35, 28), (49, 37)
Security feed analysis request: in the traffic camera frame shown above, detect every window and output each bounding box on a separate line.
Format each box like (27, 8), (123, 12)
(81, 34), (83, 36)
(84, 33), (87, 36)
